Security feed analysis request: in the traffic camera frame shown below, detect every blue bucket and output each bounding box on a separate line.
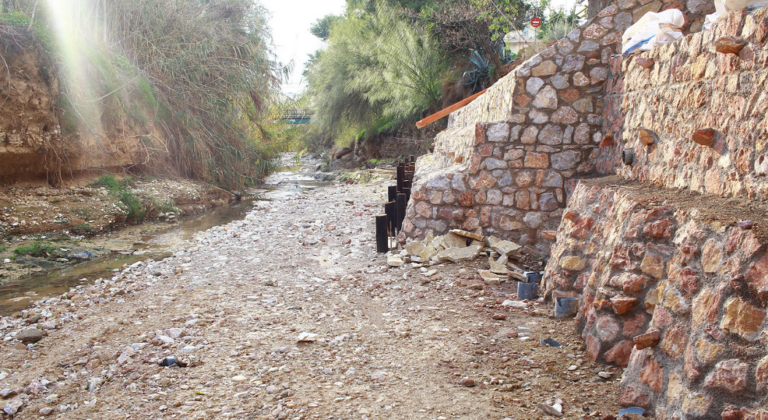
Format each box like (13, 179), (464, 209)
(517, 281), (537, 300)
(555, 297), (579, 319)
(524, 271), (543, 283)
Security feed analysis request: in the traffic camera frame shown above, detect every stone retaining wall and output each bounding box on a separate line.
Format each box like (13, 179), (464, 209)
(543, 178), (768, 418)
(402, 0), (714, 248)
(401, 3), (637, 249)
(598, 8), (768, 200)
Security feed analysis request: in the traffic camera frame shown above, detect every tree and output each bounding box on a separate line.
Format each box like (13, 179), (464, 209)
(305, 0), (445, 143)
(470, 0), (547, 40)
(310, 14), (341, 41)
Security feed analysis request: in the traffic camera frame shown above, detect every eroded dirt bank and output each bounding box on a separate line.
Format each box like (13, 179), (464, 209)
(0, 178), (623, 419)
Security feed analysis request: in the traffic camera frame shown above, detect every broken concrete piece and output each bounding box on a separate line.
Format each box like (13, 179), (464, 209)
(297, 332), (318, 342)
(442, 233), (469, 249)
(387, 255), (404, 267)
(479, 270), (501, 285)
(405, 240), (425, 257)
(488, 236), (523, 257)
(419, 242), (440, 262)
(436, 244), (482, 263)
(450, 229), (483, 241)
(490, 260), (509, 275)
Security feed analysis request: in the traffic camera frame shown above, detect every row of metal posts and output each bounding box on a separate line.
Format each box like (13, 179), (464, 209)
(376, 156), (416, 253)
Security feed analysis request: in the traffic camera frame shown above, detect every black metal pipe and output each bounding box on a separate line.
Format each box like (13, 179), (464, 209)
(397, 165), (404, 192)
(376, 214), (389, 253)
(403, 187), (411, 203)
(396, 193), (407, 231)
(388, 185), (397, 203)
(385, 201), (397, 235)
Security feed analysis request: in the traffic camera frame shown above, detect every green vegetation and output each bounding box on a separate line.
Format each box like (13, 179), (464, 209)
(13, 242), (60, 259)
(0, 245), (6, 253)
(92, 174), (150, 223)
(92, 174), (124, 193)
(70, 224), (97, 236)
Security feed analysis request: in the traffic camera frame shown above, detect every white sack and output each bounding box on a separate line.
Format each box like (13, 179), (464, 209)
(704, 0), (768, 30)
(622, 9), (685, 54)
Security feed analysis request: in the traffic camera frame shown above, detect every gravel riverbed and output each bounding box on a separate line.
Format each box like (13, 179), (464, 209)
(0, 178), (624, 419)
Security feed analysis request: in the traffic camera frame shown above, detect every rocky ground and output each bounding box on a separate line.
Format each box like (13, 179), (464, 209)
(0, 177), (624, 419)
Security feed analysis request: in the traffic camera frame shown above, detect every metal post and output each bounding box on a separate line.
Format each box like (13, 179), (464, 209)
(388, 186), (397, 203)
(376, 214), (389, 253)
(397, 165), (404, 193)
(396, 193), (407, 231)
(385, 201), (397, 235)
(403, 187), (411, 203)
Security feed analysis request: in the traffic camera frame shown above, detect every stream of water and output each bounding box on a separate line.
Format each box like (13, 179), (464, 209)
(0, 163), (325, 315)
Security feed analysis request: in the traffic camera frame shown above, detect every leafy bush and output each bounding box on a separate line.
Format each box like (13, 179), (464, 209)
(92, 174), (123, 193)
(119, 191), (146, 222)
(91, 175), (148, 223)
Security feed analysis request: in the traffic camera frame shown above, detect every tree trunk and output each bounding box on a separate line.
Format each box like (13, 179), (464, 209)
(588, 0), (614, 18)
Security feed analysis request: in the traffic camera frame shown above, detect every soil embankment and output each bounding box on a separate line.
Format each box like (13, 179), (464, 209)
(0, 176), (623, 419)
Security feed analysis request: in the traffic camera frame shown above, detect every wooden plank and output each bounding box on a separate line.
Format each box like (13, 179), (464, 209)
(415, 89), (487, 129)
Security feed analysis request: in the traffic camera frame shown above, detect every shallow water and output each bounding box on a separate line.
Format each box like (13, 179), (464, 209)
(0, 163), (325, 315)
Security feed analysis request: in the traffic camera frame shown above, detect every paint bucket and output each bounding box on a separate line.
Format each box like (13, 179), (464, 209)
(524, 271), (542, 283)
(517, 281), (537, 300)
(555, 297), (579, 319)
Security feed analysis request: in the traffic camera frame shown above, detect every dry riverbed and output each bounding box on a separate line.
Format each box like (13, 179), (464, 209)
(0, 177), (623, 419)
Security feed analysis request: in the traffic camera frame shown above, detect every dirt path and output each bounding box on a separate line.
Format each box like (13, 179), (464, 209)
(0, 178), (623, 419)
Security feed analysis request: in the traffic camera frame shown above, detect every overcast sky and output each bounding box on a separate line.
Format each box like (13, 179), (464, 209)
(260, 0), (347, 97)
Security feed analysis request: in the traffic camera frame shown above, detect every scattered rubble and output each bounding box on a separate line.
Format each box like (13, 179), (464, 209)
(0, 177), (624, 418)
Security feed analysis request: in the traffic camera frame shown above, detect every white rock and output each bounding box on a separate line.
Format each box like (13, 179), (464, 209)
(296, 332), (318, 342)
(502, 300), (528, 308)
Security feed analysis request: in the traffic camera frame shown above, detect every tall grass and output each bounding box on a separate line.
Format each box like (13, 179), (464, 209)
(0, 0), (288, 190)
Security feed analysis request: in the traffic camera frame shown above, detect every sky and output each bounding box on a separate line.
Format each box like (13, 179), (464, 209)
(260, 0), (347, 97)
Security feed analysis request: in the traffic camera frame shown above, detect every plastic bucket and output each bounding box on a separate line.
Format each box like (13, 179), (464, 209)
(524, 271), (543, 283)
(517, 281), (537, 300)
(555, 297), (579, 319)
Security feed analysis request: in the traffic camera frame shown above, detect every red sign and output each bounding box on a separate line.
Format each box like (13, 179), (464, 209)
(531, 17), (542, 28)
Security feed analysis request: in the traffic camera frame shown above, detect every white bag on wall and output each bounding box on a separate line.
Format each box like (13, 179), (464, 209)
(704, 0), (768, 30)
(621, 9), (685, 54)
